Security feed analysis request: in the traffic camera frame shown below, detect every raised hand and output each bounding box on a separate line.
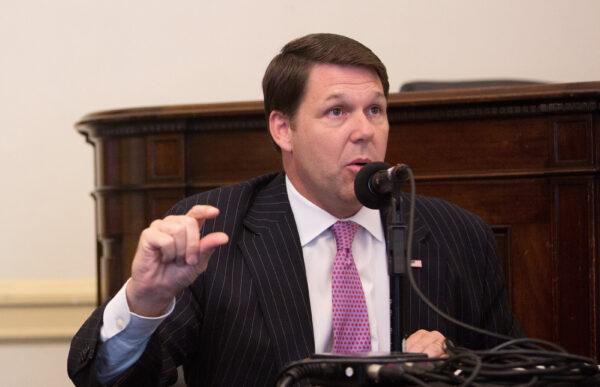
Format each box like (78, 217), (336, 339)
(126, 205), (229, 316)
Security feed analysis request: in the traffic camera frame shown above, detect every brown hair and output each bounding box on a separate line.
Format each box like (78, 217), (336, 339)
(262, 33), (389, 122)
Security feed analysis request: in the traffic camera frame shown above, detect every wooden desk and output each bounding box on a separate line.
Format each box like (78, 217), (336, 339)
(78, 82), (599, 358)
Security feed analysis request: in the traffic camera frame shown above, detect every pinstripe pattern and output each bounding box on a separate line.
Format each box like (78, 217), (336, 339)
(404, 195), (521, 348)
(68, 172), (520, 386)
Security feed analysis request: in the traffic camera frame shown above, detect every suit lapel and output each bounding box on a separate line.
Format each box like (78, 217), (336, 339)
(238, 173), (315, 369)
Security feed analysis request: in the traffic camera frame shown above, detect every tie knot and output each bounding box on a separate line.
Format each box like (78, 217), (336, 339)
(332, 221), (359, 251)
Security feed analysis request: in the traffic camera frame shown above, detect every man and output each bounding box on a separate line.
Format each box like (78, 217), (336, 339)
(68, 33), (520, 386)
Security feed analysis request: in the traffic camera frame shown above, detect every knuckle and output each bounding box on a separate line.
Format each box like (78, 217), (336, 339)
(170, 222), (185, 234)
(182, 216), (198, 228)
(431, 330), (444, 339)
(187, 240), (200, 251)
(140, 228), (156, 242)
(158, 234), (174, 247)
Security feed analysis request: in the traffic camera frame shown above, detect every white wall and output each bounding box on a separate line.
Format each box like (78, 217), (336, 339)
(1, 0), (599, 385)
(2, 0), (600, 280)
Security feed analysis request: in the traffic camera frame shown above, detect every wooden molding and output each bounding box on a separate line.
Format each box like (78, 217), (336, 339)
(0, 278), (95, 341)
(76, 82), (600, 139)
(77, 81), (600, 358)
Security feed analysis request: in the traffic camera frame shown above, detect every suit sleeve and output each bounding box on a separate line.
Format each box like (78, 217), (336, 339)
(67, 305), (106, 387)
(68, 282), (206, 386)
(67, 199), (209, 386)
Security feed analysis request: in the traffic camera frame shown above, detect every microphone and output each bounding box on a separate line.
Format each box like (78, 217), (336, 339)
(354, 162), (410, 209)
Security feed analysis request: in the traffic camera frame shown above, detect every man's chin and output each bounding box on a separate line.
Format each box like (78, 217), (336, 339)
(336, 195), (362, 218)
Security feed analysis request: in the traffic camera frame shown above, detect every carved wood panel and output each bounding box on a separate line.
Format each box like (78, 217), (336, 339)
(78, 82), (600, 358)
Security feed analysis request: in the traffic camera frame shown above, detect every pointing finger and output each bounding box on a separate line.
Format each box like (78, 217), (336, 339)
(185, 205), (220, 223)
(181, 216), (201, 265)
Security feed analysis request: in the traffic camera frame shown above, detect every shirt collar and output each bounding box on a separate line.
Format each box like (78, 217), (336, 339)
(285, 176), (385, 247)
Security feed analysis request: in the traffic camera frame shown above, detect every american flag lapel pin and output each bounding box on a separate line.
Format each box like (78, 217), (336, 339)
(410, 259), (423, 268)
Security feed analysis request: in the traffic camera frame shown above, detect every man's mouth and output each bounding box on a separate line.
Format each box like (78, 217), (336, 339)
(347, 159), (371, 172)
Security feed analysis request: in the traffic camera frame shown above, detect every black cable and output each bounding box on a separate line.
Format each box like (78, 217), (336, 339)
(400, 167), (599, 387)
(441, 340), (598, 384)
(275, 165), (600, 386)
(275, 375), (294, 387)
(277, 349), (599, 386)
(402, 166), (515, 343)
(378, 365), (430, 387)
(518, 376), (539, 387)
(398, 372), (430, 386)
(479, 349), (596, 363)
(490, 337), (566, 352)
(454, 352), (483, 386)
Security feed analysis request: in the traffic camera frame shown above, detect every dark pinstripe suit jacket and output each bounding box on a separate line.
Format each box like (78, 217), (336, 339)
(68, 172), (520, 386)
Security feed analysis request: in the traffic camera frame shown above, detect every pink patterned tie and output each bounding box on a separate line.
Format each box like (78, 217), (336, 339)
(331, 221), (372, 353)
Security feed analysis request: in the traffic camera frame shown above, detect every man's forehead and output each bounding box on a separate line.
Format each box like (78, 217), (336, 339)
(323, 91), (386, 102)
(305, 63), (385, 100)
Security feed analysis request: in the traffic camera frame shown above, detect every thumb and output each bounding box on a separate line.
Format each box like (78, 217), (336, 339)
(190, 232), (229, 266)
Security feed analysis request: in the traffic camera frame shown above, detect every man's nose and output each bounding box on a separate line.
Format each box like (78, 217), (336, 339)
(349, 111), (375, 142)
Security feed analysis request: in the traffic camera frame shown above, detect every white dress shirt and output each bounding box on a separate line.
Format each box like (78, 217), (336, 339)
(286, 177), (390, 353)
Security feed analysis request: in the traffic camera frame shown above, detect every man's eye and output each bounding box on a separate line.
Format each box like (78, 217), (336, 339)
(329, 107), (343, 117)
(369, 105), (381, 115)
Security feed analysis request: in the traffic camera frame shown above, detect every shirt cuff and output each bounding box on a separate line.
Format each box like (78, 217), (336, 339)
(100, 279), (176, 342)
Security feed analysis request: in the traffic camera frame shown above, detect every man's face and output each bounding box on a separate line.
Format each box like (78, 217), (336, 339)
(277, 63), (389, 218)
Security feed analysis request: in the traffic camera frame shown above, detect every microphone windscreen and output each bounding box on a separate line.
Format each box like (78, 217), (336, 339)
(354, 161), (390, 209)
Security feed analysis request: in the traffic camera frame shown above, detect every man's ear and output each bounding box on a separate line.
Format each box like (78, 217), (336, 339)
(268, 110), (293, 152)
